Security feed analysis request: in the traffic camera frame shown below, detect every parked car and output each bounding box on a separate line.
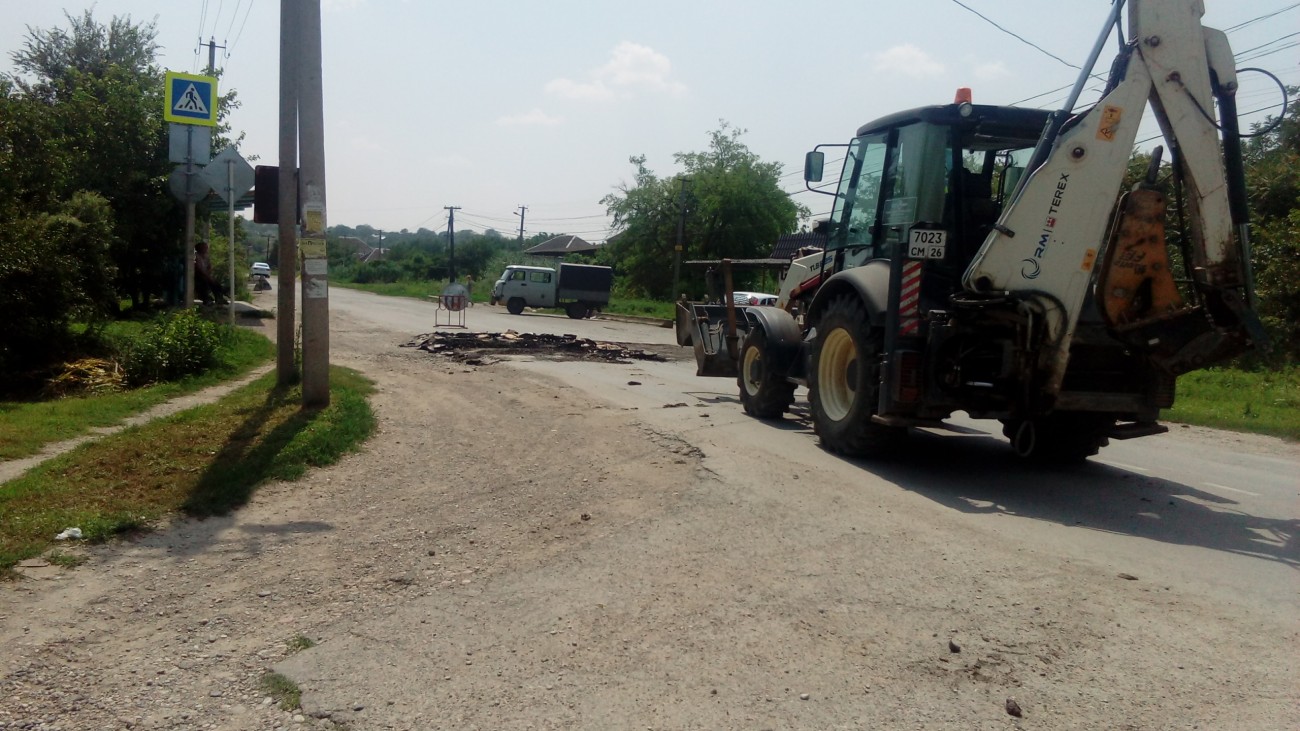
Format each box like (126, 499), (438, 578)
(731, 291), (777, 307)
(250, 262), (271, 277)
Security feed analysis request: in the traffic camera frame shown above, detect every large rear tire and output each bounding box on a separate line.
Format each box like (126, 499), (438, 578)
(809, 296), (905, 455)
(506, 297), (525, 315)
(565, 301), (588, 320)
(738, 327), (795, 419)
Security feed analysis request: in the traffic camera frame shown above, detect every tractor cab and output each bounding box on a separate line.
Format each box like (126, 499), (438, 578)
(801, 102), (1052, 320)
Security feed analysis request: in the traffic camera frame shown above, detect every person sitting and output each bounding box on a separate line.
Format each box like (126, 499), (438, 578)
(195, 240), (228, 305)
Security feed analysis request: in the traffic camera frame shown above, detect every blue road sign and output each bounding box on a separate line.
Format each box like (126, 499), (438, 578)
(164, 71), (218, 127)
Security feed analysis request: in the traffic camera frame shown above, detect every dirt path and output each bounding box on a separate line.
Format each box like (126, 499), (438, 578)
(1, 301), (1295, 730)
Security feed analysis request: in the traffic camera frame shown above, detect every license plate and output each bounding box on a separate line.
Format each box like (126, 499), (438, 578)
(907, 229), (947, 259)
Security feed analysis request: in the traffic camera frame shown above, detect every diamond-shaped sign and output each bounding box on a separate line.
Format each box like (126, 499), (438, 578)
(200, 147), (256, 206)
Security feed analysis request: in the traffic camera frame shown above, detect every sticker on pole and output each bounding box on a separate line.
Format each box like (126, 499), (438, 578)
(164, 71), (218, 126)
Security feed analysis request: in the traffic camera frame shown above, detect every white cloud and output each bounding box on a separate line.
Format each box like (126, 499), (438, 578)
(869, 44), (946, 77)
(543, 78), (615, 101)
(546, 42), (686, 101)
(973, 61), (1010, 81)
(495, 109), (564, 127)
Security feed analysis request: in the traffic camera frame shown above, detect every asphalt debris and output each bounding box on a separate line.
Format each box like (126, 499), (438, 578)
(405, 331), (668, 365)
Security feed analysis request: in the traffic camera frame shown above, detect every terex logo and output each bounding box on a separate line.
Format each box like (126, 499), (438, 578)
(1023, 173), (1070, 278)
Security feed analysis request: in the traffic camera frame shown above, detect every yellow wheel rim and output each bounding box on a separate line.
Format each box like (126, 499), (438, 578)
(819, 328), (857, 421)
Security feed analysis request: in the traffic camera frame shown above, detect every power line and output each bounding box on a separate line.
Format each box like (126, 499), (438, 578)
(1225, 3), (1300, 33)
(228, 0), (256, 55)
(224, 0), (243, 43)
(1233, 32), (1300, 58)
(1237, 41), (1300, 64)
(211, 0), (226, 39)
(946, 0), (1080, 70)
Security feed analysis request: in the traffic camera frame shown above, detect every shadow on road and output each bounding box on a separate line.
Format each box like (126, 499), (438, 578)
(838, 427), (1298, 568)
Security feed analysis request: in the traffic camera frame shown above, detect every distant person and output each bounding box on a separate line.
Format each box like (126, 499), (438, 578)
(195, 240), (228, 306)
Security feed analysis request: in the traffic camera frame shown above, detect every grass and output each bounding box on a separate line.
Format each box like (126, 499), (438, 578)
(332, 278), (678, 320)
(602, 297), (676, 320)
(1163, 366), (1300, 439)
(287, 634), (316, 653)
(332, 279), (446, 301)
(0, 324), (275, 461)
(260, 672), (302, 710)
(0, 366), (376, 576)
(45, 550), (87, 568)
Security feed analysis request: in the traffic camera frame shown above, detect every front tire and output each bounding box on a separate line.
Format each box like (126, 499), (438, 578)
(738, 327), (795, 419)
(506, 297), (525, 315)
(808, 296), (904, 455)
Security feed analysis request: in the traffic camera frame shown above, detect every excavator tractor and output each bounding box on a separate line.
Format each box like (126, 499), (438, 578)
(681, 0), (1266, 462)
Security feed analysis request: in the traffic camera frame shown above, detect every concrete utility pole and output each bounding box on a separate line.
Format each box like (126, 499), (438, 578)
(276, 0), (299, 386)
(298, 0), (330, 407)
(515, 205), (527, 248)
(672, 176), (691, 300)
(201, 37), (225, 75)
(377, 229), (383, 260)
(445, 206), (462, 282)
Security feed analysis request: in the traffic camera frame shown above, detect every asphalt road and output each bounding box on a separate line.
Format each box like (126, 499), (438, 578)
(331, 286), (1299, 613)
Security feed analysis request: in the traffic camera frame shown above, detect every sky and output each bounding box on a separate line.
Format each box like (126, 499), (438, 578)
(2, 0), (1296, 241)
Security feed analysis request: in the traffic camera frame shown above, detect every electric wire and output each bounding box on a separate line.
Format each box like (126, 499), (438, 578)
(1232, 32), (1300, 58)
(1224, 3), (1300, 33)
(211, 0), (226, 39)
(228, 0), (256, 56)
(224, 0), (243, 45)
(945, 0), (1080, 70)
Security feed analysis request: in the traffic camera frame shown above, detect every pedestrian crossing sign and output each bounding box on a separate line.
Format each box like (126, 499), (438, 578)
(164, 71), (218, 126)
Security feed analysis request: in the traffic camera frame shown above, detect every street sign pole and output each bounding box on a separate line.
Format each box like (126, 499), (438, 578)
(184, 126), (196, 306)
(164, 70), (216, 308)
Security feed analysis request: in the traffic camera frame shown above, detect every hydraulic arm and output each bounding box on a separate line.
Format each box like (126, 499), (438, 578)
(963, 0), (1263, 397)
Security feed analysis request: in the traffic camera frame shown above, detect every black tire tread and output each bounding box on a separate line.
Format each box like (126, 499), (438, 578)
(738, 328), (795, 419)
(808, 295), (904, 456)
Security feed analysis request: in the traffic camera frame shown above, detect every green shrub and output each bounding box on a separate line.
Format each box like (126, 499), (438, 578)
(0, 192), (119, 379)
(121, 310), (222, 386)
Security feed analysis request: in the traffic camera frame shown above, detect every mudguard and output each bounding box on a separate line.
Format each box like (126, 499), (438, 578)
(806, 259), (892, 328)
(744, 306), (803, 379)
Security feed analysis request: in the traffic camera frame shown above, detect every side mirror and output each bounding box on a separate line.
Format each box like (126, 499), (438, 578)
(804, 151), (825, 183)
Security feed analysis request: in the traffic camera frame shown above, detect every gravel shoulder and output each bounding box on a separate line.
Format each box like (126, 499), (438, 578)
(1, 297), (1296, 730)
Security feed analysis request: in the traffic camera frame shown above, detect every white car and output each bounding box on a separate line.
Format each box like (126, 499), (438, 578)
(250, 262), (271, 278)
(731, 291), (777, 307)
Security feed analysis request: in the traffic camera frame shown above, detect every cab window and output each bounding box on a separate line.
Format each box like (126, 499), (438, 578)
(830, 133), (887, 253)
(528, 271), (552, 284)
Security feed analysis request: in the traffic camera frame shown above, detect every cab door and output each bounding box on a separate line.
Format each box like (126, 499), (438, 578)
(528, 269), (554, 307)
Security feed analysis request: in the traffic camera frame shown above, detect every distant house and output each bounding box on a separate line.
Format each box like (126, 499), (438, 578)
(524, 234), (602, 257)
(337, 236), (389, 263)
(770, 231), (826, 260)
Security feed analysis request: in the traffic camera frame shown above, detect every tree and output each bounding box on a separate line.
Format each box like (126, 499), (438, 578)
(602, 122), (806, 298)
(1241, 88), (1300, 363)
(4, 10), (182, 309)
(0, 191), (119, 380)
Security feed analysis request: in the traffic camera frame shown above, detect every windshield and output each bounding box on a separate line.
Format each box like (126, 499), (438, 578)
(828, 133), (887, 252)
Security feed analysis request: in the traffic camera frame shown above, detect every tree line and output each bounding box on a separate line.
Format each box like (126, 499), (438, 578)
(1, 10), (1293, 389)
